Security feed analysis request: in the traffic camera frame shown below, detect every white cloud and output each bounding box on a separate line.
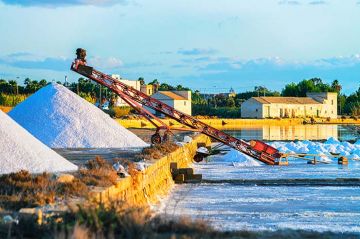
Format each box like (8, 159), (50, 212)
(0, 0), (130, 7)
(278, 0), (301, 5)
(88, 56), (123, 69)
(309, 0), (327, 5)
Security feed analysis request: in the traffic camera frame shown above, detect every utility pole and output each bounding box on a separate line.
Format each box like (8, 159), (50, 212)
(99, 84), (102, 108)
(16, 77), (19, 95)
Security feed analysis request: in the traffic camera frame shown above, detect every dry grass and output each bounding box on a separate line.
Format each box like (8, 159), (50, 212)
(137, 142), (179, 161)
(0, 157), (121, 210)
(2, 199), (356, 239)
(0, 171), (56, 210)
(78, 157), (119, 187)
(0, 105), (12, 113)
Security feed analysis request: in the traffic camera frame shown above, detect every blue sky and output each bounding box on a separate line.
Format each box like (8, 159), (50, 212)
(0, 0), (359, 94)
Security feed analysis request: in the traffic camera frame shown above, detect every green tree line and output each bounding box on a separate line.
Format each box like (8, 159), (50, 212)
(281, 78), (359, 115)
(1, 77), (359, 117)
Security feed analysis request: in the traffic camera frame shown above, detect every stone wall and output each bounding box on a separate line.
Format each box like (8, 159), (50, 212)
(90, 134), (211, 206)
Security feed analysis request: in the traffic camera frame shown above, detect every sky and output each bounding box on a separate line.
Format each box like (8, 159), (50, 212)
(0, 0), (359, 94)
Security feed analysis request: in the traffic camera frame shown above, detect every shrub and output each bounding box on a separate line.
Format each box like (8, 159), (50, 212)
(137, 142), (179, 161)
(0, 157), (120, 210)
(79, 157), (118, 187)
(103, 108), (115, 118)
(113, 106), (132, 118)
(0, 171), (56, 210)
(0, 93), (28, 106)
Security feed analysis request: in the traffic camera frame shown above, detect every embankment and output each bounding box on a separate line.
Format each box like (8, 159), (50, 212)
(90, 134), (211, 206)
(117, 118), (360, 129)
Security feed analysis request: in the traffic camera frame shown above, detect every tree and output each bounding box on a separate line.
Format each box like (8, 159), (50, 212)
(226, 97), (235, 107)
(138, 77), (145, 85)
(148, 79), (159, 85)
(281, 78), (335, 97)
(344, 86), (360, 115)
(331, 79), (342, 93)
(282, 82), (298, 96)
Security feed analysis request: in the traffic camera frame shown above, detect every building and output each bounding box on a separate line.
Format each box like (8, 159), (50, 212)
(226, 87), (236, 98)
(147, 91), (192, 116)
(140, 84), (157, 96)
(140, 84), (153, 96)
(112, 74), (142, 107)
(241, 92), (337, 119)
(200, 87), (236, 100)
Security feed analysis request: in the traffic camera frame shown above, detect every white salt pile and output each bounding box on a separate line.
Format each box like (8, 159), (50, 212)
(9, 83), (148, 148)
(220, 149), (261, 167)
(269, 137), (360, 161)
(0, 110), (78, 174)
(219, 136), (360, 166)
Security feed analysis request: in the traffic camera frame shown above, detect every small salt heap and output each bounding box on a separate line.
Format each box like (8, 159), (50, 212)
(0, 110), (78, 174)
(9, 83), (148, 148)
(269, 137), (360, 162)
(221, 149), (262, 167)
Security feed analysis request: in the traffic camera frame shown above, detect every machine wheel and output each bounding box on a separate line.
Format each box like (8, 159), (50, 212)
(193, 153), (204, 163)
(162, 133), (169, 143)
(151, 133), (162, 144)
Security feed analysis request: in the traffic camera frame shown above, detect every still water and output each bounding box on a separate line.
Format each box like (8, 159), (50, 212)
(163, 126), (360, 233)
(224, 124), (358, 141)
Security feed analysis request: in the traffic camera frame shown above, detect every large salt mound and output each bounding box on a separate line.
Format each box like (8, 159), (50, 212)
(9, 83), (148, 148)
(0, 110), (78, 174)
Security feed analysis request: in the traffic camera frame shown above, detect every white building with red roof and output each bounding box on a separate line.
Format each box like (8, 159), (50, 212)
(241, 92), (337, 119)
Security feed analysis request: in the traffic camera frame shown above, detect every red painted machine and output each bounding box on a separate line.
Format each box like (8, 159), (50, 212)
(71, 48), (285, 165)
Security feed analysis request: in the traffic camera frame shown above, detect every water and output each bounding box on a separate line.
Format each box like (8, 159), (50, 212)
(225, 124), (358, 141)
(165, 184), (360, 232)
(163, 127), (360, 233)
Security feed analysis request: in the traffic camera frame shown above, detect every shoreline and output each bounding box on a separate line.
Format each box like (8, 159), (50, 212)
(117, 118), (360, 129)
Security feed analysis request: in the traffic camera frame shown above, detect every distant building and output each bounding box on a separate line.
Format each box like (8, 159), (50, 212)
(226, 87), (236, 98)
(112, 74), (141, 107)
(241, 92), (337, 119)
(140, 84), (158, 96)
(147, 91), (192, 116)
(200, 93), (216, 101)
(201, 87), (236, 100)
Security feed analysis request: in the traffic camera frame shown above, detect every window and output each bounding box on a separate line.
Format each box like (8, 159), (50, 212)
(184, 101), (186, 106)
(255, 109), (258, 112)
(331, 100), (334, 105)
(148, 89), (151, 95)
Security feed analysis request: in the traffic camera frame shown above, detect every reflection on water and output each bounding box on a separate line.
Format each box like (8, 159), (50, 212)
(225, 124), (358, 141)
